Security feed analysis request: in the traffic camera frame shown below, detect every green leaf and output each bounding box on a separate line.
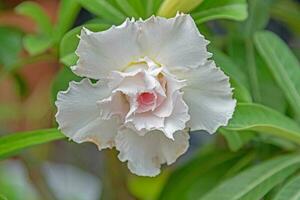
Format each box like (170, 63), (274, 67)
(76, 0), (125, 24)
(230, 79), (252, 103)
(23, 34), (53, 55)
(159, 148), (245, 200)
(274, 175), (300, 200)
(51, 67), (81, 103)
(0, 129), (65, 160)
(59, 23), (111, 66)
(158, 0), (204, 17)
(256, 53), (287, 113)
(115, 0), (139, 18)
(211, 48), (251, 102)
(254, 31), (300, 119)
(242, 0), (272, 36)
(211, 48), (248, 88)
(15, 2), (52, 34)
(54, 0), (81, 42)
(147, 0), (163, 16)
(192, 0), (248, 24)
(127, 0), (146, 18)
(200, 154), (300, 200)
(220, 129), (254, 151)
(226, 103), (300, 145)
(0, 27), (23, 69)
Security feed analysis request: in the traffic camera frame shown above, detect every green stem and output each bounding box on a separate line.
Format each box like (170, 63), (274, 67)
(245, 39), (261, 102)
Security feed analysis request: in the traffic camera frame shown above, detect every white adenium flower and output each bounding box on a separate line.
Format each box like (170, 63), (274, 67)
(55, 13), (236, 177)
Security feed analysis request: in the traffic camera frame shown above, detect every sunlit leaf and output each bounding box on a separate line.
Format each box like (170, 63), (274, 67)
(254, 31), (300, 119)
(226, 103), (300, 145)
(0, 129), (65, 160)
(192, 0), (248, 24)
(200, 154), (300, 200)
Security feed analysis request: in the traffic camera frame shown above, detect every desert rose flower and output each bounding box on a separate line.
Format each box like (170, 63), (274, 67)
(55, 13), (236, 177)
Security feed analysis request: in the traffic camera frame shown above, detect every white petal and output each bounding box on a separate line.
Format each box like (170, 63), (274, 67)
(115, 128), (189, 176)
(55, 79), (118, 149)
(97, 91), (129, 120)
(139, 14), (211, 70)
(72, 19), (141, 79)
(109, 68), (162, 95)
(154, 71), (186, 117)
(182, 61), (236, 133)
(125, 112), (164, 132)
(162, 91), (190, 139)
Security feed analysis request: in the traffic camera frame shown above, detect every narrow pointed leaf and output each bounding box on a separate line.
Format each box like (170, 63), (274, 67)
(254, 31), (300, 118)
(76, 0), (125, 24)
(274, 175), (300, 200)
(0, 129), (65, 160)
(200, 154), (300, 200)
(54, 0), (81, 41)
(192, 0), (248, 24)
(226, 103), (300, 144)
(115, 0), (139, 18)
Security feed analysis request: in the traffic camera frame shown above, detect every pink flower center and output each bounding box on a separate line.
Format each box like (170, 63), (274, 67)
(137, 92), (155, 106)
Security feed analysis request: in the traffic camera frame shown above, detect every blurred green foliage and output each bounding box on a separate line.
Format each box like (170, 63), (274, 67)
(0, 0), (300, 199)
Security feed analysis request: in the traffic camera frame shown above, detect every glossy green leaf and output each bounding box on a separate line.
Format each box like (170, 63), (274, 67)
(59, 23), (111, 66)
(15, 2), (52, 34)
(54, 0), (81, 41)
(274, 175), (300, 200)
(254, 31), (300, 119)
(76, 0), (125, 24)
(200, 154), (300, 200)
(0, 129), (65, 160)
(192, 0), (248, 24)
(23, 35), (53, 55)
(226, 103), (300, 145)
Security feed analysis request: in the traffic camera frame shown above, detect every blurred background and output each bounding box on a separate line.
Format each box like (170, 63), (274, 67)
(0, 0), (299, 200)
